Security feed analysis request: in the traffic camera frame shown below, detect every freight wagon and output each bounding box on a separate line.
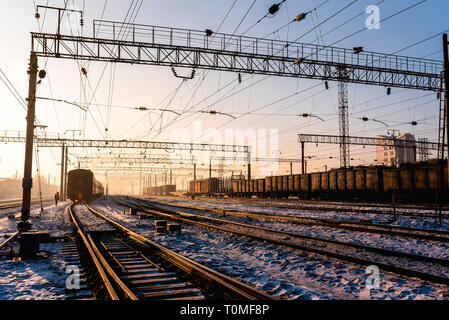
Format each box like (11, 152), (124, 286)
(188, 161), (448, 203)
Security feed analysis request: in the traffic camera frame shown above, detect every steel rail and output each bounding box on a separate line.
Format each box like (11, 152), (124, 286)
(86, 232), (139, 300)
(0, 232), (18, 250)
(145, 199), (449, 242)
(146, 201), (449, 242)
(0, 197), (54, 210)
(68, 203), (120, 300)
(133, 199), (449, 262)
(85, 204), (276, 300)
(118, 198), (449, 286)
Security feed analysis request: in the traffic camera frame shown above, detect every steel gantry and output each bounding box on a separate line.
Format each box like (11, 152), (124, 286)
(31, 20), (442, 90)
(297, 133), (442, 150)
(297, 133), (443, 170)
(73, 154), (197, 165)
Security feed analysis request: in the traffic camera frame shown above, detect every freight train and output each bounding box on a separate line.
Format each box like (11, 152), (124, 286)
(188, 161), (448, 203)
(67, 169), (104, 202)
(142, 185), (176, 196)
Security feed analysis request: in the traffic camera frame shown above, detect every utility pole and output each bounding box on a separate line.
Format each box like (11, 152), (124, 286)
(443, 34), (449, 188)
(63, 145), (68, 201)
(247, 148), (251, 181)
(301, 141), (305, 174)
(209, 158), (212, 179)
(18, 53), (39, 232)
(60, 143), (65, 200)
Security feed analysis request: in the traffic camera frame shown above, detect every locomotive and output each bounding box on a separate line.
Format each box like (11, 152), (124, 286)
(67, 169), (104, 202)
(188, 160), (448, 203)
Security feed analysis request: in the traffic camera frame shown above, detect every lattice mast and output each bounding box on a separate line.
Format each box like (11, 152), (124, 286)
(338, 68), (350, 168)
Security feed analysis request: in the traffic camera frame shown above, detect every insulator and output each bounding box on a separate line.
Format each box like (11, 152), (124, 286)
(387, 87), (391, 95)
(302, 113), (309, 118)
(238, 73), (242, 83)
(209, 110), (217, 115)
(81, 67), (87, 76)
(35, 12), (40, 19)
(171, 67), (177, 77)
(190, 69), (196, 79)
(411, 121), (418, 126)
(294, 57), (304, 65)
(80, 18), (84, 27)
(362, 117), (369, 122)
(437, 91), (441, 100)
(205, 29), (213, 37)
(295, 13), (307, 21)
(269, 4), (280, 15)
(324, 81), (329, 90)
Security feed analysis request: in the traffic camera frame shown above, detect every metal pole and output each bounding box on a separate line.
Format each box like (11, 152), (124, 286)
(209, 159), (212, 179)
(63, 146), (68, 201)
(247, 148), (251, 181)
(18, 53), (38, 232)
(60, 144), (64, 200)
(301, 141), (305, 174)
(443, 34), (449, 188)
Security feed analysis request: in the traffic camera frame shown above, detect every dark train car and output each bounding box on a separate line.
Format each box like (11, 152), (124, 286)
(189, 178), (220, 196)
(67, 169), (104, 202)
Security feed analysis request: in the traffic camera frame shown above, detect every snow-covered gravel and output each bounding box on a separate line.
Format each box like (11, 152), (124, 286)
(147, 201), (449, 261)
(0, 203), (85, 300)
(150, 197), (449, 231)
(90, 198), (449, 300)
(0, 242), (72, 300)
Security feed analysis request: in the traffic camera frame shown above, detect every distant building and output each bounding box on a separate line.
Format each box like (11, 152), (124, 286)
(376, 133), (416, 166)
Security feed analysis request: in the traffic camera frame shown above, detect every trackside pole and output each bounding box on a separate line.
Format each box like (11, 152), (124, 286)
(18, 53), (38, 232)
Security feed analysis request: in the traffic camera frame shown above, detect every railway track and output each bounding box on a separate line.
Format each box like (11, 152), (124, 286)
(139, 198), (449, 243)
(0, 197), (53, 210)
(68, 202), (276, 300)
(115, 197), (449, 287)
(154, 196), (448, 220)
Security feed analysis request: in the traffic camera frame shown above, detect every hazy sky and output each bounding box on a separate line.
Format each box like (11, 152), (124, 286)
(1, 0), (448, 186)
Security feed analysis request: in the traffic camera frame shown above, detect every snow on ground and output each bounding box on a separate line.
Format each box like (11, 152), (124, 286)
(148, 201), (449, 260)
(151, 197), (449, 231)
(0, 202), (85, 300)
(0, 202), (72, 237)
(92, 198), (449, 300)
(0, 243), (71, 300)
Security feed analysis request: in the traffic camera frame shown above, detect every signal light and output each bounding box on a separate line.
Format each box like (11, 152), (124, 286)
(38, 70), (46, 79)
